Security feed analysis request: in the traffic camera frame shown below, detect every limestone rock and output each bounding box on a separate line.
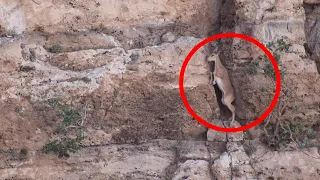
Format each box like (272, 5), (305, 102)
(177, 140), (210, 160)
(206, 142), (227, 160)
(0, 41), (23, 73)
(304, 0), (320, 4)
(226, 142), (245, 152)
(227, 142), (250, 166)
(0, 140), (176, 179)
(232, 164), (257, 180)
(0, 0), (220, 36)
(161, 32), (176, 43)
(230, 150), (250, 166)
(253, 149), (320, 179)
(224, 121), (244, 142)
(172, 160), (211, 180)
(212, 152), (232, 179)
(207, 119), (227, 142)
(288, 44), (306, 56)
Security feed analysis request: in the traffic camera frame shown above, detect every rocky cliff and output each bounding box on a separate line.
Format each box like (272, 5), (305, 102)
(0, 0), (319, 179)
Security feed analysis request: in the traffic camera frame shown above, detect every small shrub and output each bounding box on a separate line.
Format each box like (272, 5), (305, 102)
(263, 121), (315, 149)
(44, 99), (85, 157)
(59, 106), (81, 127)
(262, 63), (286, 80)
(276, 38), (291, 52)
(47, 98), (61, 108)
(260, 87), (266, 93)
(49, 44), (63, 53)
(247, 62), (259, 75)
(260, 37), (291, 80)
(263, 63), (274, 79)
(43, 129), (84, 157)
(47, 98), (81, 129)
(266, 42), (274, 50)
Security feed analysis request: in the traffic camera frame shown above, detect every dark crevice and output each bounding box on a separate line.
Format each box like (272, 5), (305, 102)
(207, 0), (237, 122)
(164, 142), (180, 180)
(304, 3), (320, 73)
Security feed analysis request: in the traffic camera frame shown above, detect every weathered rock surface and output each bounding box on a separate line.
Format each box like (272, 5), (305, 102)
(212, 152), (232, 179)
(1, 0), (320, 179)
(304, 2), (320, 72)
(177, 140), (210, 160)
(304, 0), (320, 4)
(0, 139), (319, 179)
(216, 0), (320, 127)
(252, 147), (320, 179)
(172, 160), (212, 180)
(0, 36), (219, 148)
(0, 140), (176, 179)
(207, 119), (227, 142)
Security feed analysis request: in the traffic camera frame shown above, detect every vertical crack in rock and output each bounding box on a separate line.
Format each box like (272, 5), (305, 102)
(164, 142), (180, 180)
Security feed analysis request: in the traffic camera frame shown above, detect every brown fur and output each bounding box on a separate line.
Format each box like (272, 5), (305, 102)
(208, 53), (236, 125)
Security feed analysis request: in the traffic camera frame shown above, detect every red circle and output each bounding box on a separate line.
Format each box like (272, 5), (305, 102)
(179, 33), (281, 133)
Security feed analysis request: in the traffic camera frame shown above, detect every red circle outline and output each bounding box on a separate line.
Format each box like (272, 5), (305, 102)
(179, 33), (281, 133)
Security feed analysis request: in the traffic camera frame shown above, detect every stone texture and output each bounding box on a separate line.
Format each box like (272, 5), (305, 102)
(304, 0), (320, 4)
(0, 0), (219, 37)
(0, 140), (177, 179)
(218, 0), (320, 129)
(304, 3), (320, 72)
(224, 121), (244, 142)
(0, 36), (219, 146)
(227, 142), (250, 166)
(0, 41), (23, 73)
(172, 160), (212, 180)
(0, 0), (320, 179)
(232, 164), (257, 180)
(161, 32), (176, 43)
(177, 140), (210, 160)
(206, 142), (227, 160)
(252, 148), (320, 179)
(212, 152), (232, 179)
(80, 127), (112, 146)
(207, 119), (227, 142)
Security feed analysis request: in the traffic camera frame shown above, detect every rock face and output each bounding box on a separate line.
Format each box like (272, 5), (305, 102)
(304, 2), (320, 72)
(304, 0), (320, 4)
(216, 0), (320, 127)
(1, 139), (319, 180)
(172, 160), (212, 180)
(0, 0), (320, 179)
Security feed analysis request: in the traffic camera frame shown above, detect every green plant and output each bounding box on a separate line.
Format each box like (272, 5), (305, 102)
(43, 129), (84, 157)
(47, 98), (81, 130)
(263, 63), (274, 79)
(263, 120), (315, 149)
(260, 87), (266, 93)
(44, 99), (85, 157)
(266, 41), (274, 50)
(247, 62), (259, 75)
(60, 106), (81, 127)
(260, 37), (291, 80)
(276, 38), (291, 52)
(264, 37), (291, 52)
(47, 98), (61, 108)
(49, 44), (63, 53)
